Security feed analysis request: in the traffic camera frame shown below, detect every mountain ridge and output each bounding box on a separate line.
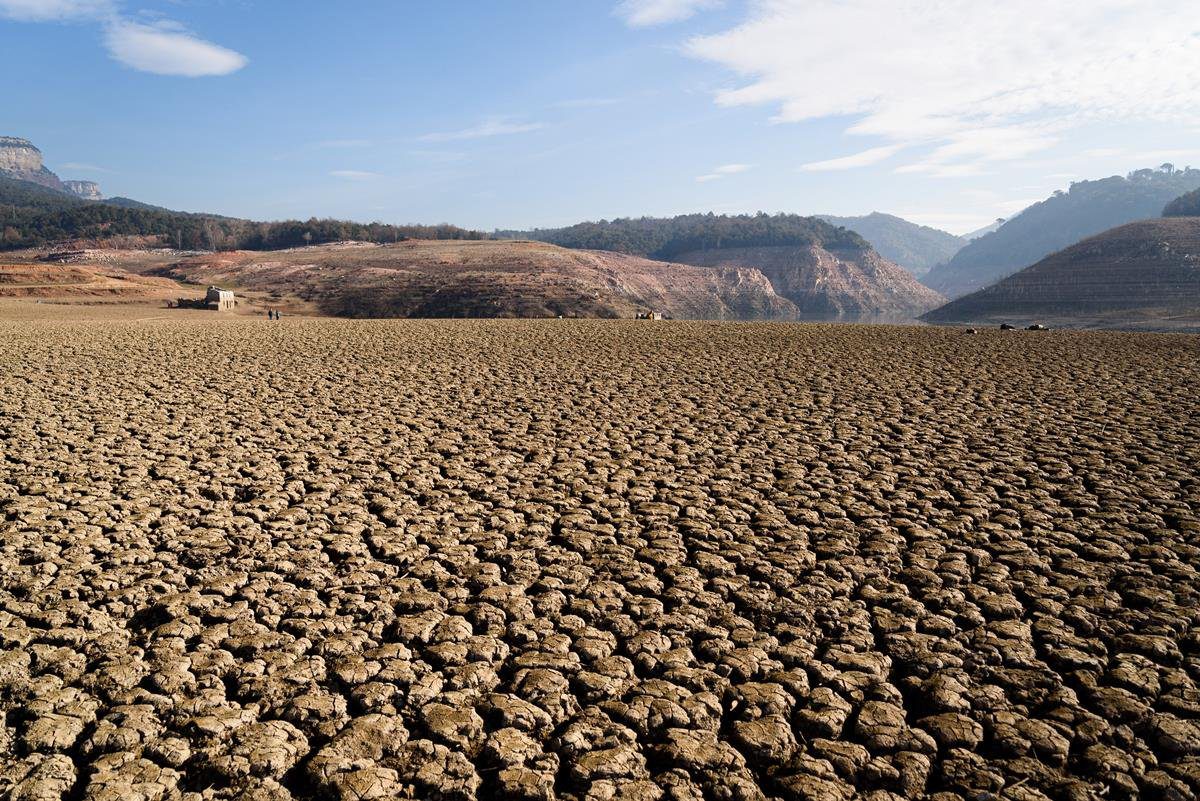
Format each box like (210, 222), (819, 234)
(924, 166), (1200, 298)
(816, 212), (965, 277)
(922, 217), (1200, 329)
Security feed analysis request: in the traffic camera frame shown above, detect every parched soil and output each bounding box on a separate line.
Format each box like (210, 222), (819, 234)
(0, 263), (182, 301)
(1, 319), (1198, 801)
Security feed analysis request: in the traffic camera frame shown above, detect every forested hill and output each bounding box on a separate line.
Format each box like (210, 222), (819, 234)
(500, 213), (868, 261)
(816, 212), (965, 277)
(1164, 188), (1200, 217)
(0, 175), (486, 251)
(923, 166), (1200, 298)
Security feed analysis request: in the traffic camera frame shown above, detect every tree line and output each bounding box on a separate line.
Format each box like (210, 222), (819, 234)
(499, 212), (868, 260)
(0, 176), (485, 251)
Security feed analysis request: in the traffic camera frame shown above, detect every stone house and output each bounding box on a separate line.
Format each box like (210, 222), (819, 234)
(205, 286), (236, 311)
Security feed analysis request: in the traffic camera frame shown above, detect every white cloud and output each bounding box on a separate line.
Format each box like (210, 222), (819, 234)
(0, 0), (109, 21)
(419, 118), (545, 143)
(329, 170), (379, 180)
(616, 0), (720, 27)
(104, 20), (247, 76)
(696, 162), (751, 182)
(1083, 147), (1125, 158)
(686, 0), (1200, 173)
(2, 1), (247, 77)
(801, 144), (903, 172)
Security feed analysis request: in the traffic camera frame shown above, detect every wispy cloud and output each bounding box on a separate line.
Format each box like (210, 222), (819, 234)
(695, 163), (751, 182)
(1135, 148), (1200, 163)
(801, 144), (904, 172)
(419, 117), (545, 143)
(59, 161), (114, 173)
(685, 0), (1200, 175)
(1083, 147), (1124, 158)
(0, 0), (246, 77)
(329, 170), (379, 180)
(0, 0), (109, 21)
(615, 0), (721, 27)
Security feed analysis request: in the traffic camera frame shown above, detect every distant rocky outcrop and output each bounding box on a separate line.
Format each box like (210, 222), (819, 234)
(816, 212), (965, 277)
(673, 244), (946, 318)
(0, 136), (65, 192)
(63, 180), (103, 200)
(0, 135), (102, 198)
(156, 240), (802, 320)
(922, 217), (1200, 329)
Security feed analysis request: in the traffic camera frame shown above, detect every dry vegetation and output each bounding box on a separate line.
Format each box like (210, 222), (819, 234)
(1, 315), (1198, 801)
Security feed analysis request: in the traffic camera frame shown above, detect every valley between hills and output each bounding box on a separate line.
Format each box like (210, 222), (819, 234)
(3, 135), (1200, 329)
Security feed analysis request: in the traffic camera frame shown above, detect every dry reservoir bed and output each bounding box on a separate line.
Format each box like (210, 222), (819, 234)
(1, 318), (1198, 801)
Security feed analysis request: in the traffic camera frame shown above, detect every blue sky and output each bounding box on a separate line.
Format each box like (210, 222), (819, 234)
(3, 0), (1199, 234)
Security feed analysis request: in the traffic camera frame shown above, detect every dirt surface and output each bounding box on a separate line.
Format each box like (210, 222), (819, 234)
(0, 263), (182, 301)
(1, 316), (1198, 801)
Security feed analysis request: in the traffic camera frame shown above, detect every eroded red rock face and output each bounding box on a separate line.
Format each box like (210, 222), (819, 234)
(1, 319), (1198, 801)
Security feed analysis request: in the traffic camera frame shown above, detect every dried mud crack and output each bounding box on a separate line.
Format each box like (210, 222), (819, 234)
(1, 318), (1198, 801)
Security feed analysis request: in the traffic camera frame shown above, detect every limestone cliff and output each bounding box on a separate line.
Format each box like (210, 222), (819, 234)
(0, 136), (101, 197)
(64, 180), (103, 200)
(0, 136), (65, 191)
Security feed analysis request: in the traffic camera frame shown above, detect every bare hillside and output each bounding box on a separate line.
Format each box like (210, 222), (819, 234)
(675, 245), (946, 318)
(156, 240), (800, 320)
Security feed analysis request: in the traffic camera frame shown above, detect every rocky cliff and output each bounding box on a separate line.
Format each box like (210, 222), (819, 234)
(0, 136), (101, 198)
(0, 136), (65, 191)
(923, 217), (1200, 328)
(63, 180), (103, 200)
(674, 244), (946, 318)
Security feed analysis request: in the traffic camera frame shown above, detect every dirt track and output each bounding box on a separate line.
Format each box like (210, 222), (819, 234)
(1, 318), (1198, 801)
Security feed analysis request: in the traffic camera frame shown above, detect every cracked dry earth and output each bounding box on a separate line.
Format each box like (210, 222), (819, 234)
(1, 318), (1199, 801)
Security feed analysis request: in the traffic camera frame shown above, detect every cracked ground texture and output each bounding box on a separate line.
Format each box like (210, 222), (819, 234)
(1, 318), (1198, 801)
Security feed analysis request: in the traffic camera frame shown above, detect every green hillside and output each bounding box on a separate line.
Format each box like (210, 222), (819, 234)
(500, 212), (868, 261)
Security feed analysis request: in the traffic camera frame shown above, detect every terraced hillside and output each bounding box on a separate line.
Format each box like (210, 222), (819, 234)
(924, 218), (1200, 328)
(156, 240), (799, 320)
(1, 317), (1198, 801)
